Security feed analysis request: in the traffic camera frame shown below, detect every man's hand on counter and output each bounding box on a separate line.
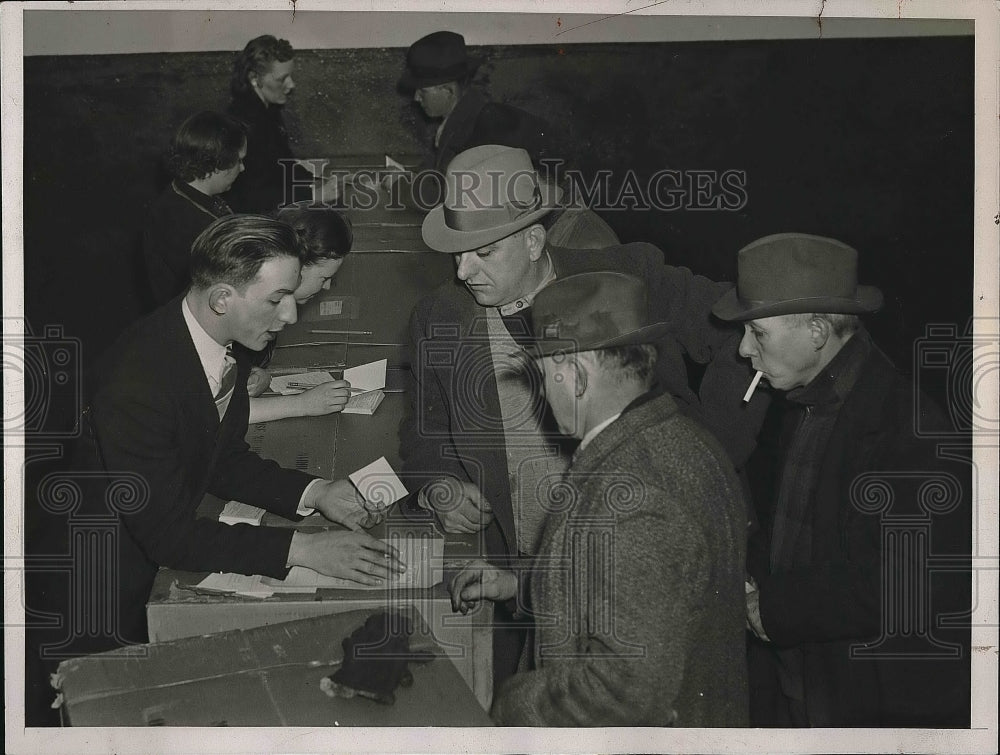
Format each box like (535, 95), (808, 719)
(418, 478), (494, 534)
(304, 478), (386, 530)
(286, 529), (405, 586)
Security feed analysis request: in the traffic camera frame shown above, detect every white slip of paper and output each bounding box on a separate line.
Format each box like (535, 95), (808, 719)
(349, 456), (408, 507)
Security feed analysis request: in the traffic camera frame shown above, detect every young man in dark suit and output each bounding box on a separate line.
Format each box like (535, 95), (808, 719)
(85, 215), (404, 647)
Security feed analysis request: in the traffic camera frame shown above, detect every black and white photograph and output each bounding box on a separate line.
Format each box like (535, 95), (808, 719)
(3, 1), (997, 752)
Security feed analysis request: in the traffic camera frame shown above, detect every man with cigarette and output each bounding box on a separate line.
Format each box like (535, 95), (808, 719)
(449, 271), (750, 726)
(399, 144), (766, 686)
(712, 233), (970, 726)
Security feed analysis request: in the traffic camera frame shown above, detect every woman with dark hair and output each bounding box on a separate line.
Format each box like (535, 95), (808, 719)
(226, 35), (304, 213)
(143, 110), (247, 306)
(246, 205), (356, 423)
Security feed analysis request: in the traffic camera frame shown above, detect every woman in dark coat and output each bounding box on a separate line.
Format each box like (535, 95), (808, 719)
(143, 111), (245, 306)
(225, 35), (303, 213)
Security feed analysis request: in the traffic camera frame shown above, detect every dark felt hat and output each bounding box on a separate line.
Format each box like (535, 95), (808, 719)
(399, 31), (481, 91)
(712, 232), (883, 321)
(422, 144), (562, 253)
(526, 272), (671, 359)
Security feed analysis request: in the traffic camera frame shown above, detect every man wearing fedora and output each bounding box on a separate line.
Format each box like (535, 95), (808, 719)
(713, 233), (970, 727)
(399, 144), (766, 687)
(400, 31), (551, 178)
(448, 271), (749, 726)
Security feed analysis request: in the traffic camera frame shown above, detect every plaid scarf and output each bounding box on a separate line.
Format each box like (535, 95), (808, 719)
(769, 329), (871, 572)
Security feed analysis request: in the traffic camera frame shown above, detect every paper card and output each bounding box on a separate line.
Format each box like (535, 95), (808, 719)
(269, 370), (334, 395)
(276, 535), (444, 591)
(195, 573), (274, 599)
(318, 300), (343, 317)
(219, 501), (265, 526)
(343, 359), (387, 393)
(349, 456), (408, 507)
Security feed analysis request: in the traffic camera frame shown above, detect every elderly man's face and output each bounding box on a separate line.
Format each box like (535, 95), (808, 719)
(253, 59), (295, 106)
(738, 314), (823, 391)
(453, 229), (536, 307)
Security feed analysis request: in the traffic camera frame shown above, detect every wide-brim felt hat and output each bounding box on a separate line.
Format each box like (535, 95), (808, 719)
(399, 31), (482, 91)
(422, 144), (563, 253)
(712, 232), (883, 321)
(525, 271), (672, 359)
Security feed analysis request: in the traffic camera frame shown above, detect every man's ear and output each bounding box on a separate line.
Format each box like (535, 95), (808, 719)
(525, 224), (547, 262)
(571, 355), (588, 398)
(808, 315), (832, 351)
(208, 285), (233, 316)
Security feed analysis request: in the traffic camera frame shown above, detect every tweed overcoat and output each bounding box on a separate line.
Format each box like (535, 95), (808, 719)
(491, 392), (749, 726)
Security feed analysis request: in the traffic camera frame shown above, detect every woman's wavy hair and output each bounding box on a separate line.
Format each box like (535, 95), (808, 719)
(276, 204), (354, 265)
(230, 35), (295, 97)
(165, 111), (247, 182)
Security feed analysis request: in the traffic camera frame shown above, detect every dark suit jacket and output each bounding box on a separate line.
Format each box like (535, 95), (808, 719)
(83, 296), (315, 642)
(747, 334), (971, 726)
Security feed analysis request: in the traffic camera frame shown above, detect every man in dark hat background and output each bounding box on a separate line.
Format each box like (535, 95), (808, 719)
(394, 31), (619, 249)
(448, 271), (749, 726)
(400, 31), (551, 177)
(399, 143), (766, 689)
(713, 233), (971, 727)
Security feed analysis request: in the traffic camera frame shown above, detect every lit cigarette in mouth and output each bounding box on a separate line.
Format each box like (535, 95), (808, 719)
(743, 370), (763, 403)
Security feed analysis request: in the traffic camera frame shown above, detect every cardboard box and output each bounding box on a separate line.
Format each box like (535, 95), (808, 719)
(55, 608), (493, 727)
(147, 566), (494, 710)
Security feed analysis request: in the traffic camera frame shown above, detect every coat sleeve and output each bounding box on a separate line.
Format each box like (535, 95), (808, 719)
(397, 298), (476, 495)
(90, 380), (296, 578)
(491, 506), (708, 726)
(643, 247), (770, 466)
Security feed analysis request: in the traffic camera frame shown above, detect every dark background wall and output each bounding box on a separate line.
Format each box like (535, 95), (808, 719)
(23, 35), (974, 428)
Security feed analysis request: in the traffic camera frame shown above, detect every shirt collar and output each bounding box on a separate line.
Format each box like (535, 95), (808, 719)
(498, 250), (556, 316)
(182, 297), (232, 389)
(578, 412), (622, 453)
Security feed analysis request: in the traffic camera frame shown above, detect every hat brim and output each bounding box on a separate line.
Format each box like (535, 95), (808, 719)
(525, 322), (673, 359)
(711, 286), (884, 321)
(398, 57), (482, 92)
(422, 182), (563, 253)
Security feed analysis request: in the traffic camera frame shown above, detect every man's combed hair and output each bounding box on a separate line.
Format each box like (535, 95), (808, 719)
(189, 215), (305, 292)
(276, 205), (354, 265)
(592, 344), (659, 384)
(230, 35), (295, 97)
(165, 111), (247, 182)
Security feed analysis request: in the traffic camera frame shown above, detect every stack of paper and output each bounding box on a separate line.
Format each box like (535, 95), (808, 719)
(342, 359), (387, 415)
(194, 573), (274, 599)
(218, 501), (265, 526)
